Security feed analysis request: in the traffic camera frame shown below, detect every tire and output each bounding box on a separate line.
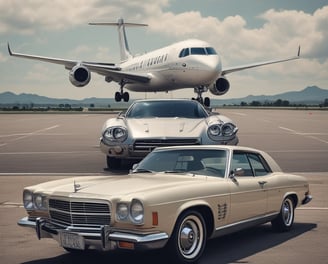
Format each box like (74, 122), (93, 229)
(204, 97), (210, 107)
(167, 210), (207, 263)
(115, 92), (121, 102)
(123, 92), (130, 102)
(106, 156), (121, 169)
(271, 196), (295, 232)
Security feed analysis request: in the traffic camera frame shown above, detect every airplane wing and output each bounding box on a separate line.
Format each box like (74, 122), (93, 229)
(7, 43), (150, 83)
(222, 46), (301, 75)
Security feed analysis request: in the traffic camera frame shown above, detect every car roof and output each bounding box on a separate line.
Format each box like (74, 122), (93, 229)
(153, 145), (282, 172)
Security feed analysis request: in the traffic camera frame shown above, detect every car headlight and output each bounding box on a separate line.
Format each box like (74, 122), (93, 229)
(222, 123), (237, 136)
(130, 199), (144, 224)
(208, 124), (221, 136)
(23, 190), (33, 210)
(116, 203), (129, 221)
(208, 123), (237, 140)
(116, 199), (144, 225)
(103, 126), (128, 142)
(33, 193), (48, 210)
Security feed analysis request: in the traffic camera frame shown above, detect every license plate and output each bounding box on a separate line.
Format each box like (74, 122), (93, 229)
(59, 231), (85, 250)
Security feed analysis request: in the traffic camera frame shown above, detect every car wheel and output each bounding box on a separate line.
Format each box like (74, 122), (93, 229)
(271, 196), (295, 232)
(167, 210), (207, 263)
(106, 156), (121, 169)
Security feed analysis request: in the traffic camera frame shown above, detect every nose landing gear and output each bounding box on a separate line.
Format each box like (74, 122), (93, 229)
(192, 86), (211, 107)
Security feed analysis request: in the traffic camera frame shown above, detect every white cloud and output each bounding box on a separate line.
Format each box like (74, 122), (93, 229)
(0, 1), (327, 99)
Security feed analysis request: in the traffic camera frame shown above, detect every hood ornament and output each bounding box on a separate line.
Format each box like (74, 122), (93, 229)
(74, 180), (81, 193)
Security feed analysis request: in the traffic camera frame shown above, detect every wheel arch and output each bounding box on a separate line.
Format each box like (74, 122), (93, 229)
(174, 203), (215, 239)
(283, 192), (298, 207)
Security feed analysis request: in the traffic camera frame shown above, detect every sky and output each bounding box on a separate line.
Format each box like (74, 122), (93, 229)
(0, 0), (327, 100)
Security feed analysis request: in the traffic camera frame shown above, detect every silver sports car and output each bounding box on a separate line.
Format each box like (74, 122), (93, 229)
(100, 99), (238, 168)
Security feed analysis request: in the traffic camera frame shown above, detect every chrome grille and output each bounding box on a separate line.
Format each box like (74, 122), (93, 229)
(49, 199), (111, 226)
(134, 138), (200, 151)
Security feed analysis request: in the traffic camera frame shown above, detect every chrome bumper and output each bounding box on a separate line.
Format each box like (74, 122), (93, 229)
(18, 217), (169, 251)
(302, 194), (313, 205)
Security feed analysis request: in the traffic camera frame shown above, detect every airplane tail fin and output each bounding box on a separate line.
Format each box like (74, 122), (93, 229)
(89, 18), (148, 62)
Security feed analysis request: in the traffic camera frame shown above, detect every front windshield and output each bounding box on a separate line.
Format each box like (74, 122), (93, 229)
(126, 101), (208, 119)
(134, 149), (227, 178)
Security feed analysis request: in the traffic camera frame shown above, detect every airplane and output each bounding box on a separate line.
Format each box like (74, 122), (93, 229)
(8, 18), (300, 107)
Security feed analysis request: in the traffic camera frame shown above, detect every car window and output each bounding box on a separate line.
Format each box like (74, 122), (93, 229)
(135, 149), (227, 178)
(230, 151), (271, 177)
(248, 153), (271, 176)
(231, 153), (253, 176)
(126, 101), (208, 119)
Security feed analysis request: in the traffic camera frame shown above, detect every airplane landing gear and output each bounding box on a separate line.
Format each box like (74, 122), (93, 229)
(193, 86), (210, 107)
(115, 81), (130, 102)
(115, 91), (129, 102)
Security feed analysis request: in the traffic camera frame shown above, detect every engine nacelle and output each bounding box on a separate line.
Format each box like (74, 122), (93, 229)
(69, 64), (91, 87)
(209, 77), (230, 96)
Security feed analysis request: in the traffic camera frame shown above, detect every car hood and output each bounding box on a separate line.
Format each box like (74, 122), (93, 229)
(33, 174), (222, 199)
(126, 118), (206, 138)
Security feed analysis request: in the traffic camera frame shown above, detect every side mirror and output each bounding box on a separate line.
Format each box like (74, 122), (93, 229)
(229, 168), (244, 181)
(130, 163), (139, 173)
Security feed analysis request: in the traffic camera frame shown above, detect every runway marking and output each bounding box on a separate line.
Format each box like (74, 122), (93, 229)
(279, 126), (328, 144)
(0, 125), (60, 147)
(228, 112), (247, 116)
(297, 207), (328, 211)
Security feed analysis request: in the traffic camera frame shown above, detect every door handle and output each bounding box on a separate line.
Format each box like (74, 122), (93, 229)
(258, 181), (267, 186)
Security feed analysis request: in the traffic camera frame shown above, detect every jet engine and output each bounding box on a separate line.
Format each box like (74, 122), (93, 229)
(69, 64), (91, 87)
(209, 77), (230, 96)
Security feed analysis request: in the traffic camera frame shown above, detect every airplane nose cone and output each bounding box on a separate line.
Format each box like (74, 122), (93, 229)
(202, 55), (221, 72)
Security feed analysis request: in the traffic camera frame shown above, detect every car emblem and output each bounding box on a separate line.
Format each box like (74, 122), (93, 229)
(74, 180), (82, 193)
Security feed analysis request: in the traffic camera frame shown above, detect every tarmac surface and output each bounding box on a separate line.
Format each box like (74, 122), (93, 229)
(0, 109), (327, 264)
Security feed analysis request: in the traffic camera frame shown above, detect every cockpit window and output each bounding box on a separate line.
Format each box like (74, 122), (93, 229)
(191, 47), (207, 55)
(179, 48), (190, 58)
(179, 47), (217, 58)
(206, 47), (217, 55)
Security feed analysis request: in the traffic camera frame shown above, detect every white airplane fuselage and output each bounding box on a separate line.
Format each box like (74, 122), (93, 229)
(8, 18), (300, 106)
(120, 39), (222, 92)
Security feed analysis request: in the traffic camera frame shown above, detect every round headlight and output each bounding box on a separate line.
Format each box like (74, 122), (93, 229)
(130, 199), (144, 224)
(23, 190), (33, 209)
(222, 123), (236, 136)
(33, 193), (47, 210)
(116, 203), (129, 221)
(113, 127), (127, 140)
(103, 127), (128, 142)
(208, 124), (221, 136)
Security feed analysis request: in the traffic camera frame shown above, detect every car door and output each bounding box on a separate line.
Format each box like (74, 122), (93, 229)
(228, 151), (269, 224)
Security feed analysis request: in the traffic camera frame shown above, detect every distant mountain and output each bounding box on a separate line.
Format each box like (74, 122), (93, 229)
(0, 86), (327, 107)
(212, 86), (328, 105)
(0, 92), (123, 107)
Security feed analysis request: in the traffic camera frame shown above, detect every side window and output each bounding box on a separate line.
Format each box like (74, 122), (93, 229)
(230, 153), (253, 176)
(248, 153), (271, 176)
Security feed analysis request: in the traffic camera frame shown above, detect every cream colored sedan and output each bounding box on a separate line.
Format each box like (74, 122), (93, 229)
(18, 145), (311, 263)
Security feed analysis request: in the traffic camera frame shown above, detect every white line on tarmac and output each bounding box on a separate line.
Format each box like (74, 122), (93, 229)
(0, 125), (60, 147)
(279, 126), (328, 144)
(297, 207), (328, 210)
